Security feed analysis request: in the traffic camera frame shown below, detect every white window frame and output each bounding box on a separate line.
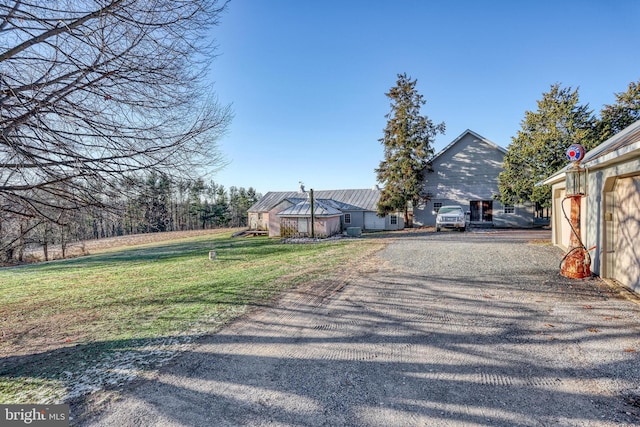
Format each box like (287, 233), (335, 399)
(390, 215), (397, 225)
(433, 202), (442, 213)
(504, 205), (515, 214)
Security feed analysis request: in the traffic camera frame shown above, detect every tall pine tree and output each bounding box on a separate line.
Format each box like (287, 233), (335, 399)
(376, 73), (445, 223)
(598, 79), (640, 141)
(498, 83), (597, 208)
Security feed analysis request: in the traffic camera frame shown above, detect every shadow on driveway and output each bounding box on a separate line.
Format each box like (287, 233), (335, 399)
(66, 231), (640, 425)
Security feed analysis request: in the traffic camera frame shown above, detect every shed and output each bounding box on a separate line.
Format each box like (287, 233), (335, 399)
(276, 199), (342, 238)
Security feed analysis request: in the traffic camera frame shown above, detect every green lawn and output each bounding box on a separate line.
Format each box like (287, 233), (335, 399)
(0, 231), (384, 404)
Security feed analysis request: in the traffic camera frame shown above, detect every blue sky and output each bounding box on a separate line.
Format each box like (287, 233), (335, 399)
(208, 0), (640, 195)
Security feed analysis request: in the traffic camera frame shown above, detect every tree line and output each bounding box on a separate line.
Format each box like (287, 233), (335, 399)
(1, 173), (260, 263)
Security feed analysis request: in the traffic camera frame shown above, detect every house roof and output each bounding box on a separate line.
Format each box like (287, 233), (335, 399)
(248, 188), (382, 213)
(542, 119), (640, 185)
(431, 129), (506, 163)
(276, 199), (343, 217)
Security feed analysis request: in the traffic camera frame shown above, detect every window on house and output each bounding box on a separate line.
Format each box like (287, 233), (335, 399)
(390, 215), (397, 225)
(433, 202), (442, 213)
(504, 205), (515, 214)
(258, 213), (263, 220)
(344, 213), (351, 224)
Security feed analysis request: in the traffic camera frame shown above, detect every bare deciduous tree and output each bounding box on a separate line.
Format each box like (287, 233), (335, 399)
(0, 0), (231, 259)
(0, 0), (231, 223)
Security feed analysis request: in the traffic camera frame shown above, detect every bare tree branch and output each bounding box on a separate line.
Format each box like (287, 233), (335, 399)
(0, 0), (231, 230)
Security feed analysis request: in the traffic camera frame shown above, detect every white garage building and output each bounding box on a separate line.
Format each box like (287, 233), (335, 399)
(544, 120), (640, 293)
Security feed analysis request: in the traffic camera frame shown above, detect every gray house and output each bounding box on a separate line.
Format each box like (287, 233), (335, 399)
(543, 119), (640, 292)
(248, 187), (404, 237)
(413, 129), (535, 228)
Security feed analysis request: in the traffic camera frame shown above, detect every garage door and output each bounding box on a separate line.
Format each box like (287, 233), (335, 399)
(614, 176), (640, 292)
(364, 212), (386, 230)
(553, 188), (571, 250)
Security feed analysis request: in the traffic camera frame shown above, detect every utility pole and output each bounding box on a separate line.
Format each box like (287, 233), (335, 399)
(310, 188), (315, 238)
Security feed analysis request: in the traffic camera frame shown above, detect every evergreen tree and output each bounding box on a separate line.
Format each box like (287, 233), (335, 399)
(143, 172), (172, 233)
(498, 84), (598, 208)
(598, 79), (640, 141)
(188, 178), (207, 229)
(376, 73), (445, 223)
(210, 184), (230, 227)
(228, 187), (241, 227)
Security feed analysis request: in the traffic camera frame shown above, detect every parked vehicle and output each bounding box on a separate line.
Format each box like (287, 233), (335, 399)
(436, 205), (466, 232)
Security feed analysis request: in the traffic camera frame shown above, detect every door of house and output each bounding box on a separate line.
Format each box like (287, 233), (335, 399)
(470, 200), (493, 223)
(298, 217), (308, 234)
(613, 176), (640, 291)
(364, 212), (386, 230)
(482, 200), (493, 222)
(603, 188), (616, 280)
(470, 201), (480, 222)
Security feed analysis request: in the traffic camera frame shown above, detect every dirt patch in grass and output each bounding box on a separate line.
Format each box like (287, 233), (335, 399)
(1, 309), (102, 359)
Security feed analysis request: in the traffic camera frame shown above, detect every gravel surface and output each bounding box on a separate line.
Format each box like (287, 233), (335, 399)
(80, 229), (640, 426)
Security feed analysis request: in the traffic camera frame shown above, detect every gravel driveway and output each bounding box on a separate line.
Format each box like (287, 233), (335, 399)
(82, 229), (640, 426)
